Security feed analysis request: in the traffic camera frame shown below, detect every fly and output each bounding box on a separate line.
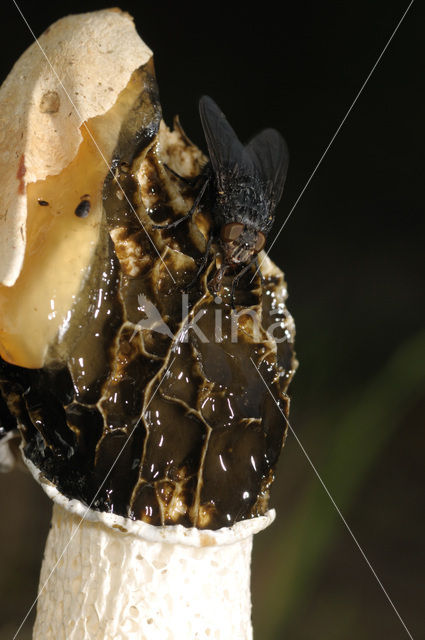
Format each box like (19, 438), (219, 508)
(153, 95), (289, 302)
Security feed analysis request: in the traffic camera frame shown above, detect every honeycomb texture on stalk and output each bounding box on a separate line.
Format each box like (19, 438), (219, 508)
(0, 61), (296, 529)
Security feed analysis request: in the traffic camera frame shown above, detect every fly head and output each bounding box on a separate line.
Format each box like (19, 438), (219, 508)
(220, 222), (265, 267)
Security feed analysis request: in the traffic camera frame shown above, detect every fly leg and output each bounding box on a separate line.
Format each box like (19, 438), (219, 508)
(230, 259), (257, 309)
(163, 163), (199, 187)
(152, 177), (210, 230)
(208, 262), (228, 296)
(253, 256), (265, 286)
(185, 233), (213, 291)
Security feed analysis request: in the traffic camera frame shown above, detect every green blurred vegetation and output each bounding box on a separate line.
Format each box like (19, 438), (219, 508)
(252, 330), (425, 639)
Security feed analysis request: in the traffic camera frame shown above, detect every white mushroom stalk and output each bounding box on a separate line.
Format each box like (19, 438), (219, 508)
(27, 458), (274, 640)
(0, 9), (296, 640)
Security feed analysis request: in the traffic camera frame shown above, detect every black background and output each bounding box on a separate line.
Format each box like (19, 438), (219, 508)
(0, 1), (423, 639)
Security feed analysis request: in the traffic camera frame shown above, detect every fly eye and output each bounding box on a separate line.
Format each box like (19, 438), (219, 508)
(254, 232), (266, 252)
(221, 222), (244, 242)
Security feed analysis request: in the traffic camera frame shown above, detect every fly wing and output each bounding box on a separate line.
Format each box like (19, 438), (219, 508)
(199, 96), (245, 183)
(244, 128), (289, 205)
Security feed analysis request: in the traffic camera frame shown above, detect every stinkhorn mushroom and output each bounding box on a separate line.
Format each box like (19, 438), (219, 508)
(0, 9), (297, 639)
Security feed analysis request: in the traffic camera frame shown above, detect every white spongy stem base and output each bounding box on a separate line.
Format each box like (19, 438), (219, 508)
(33, 503), (262, 640)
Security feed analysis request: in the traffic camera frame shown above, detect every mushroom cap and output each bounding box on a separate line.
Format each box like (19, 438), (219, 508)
(0, 10), (297, 530)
